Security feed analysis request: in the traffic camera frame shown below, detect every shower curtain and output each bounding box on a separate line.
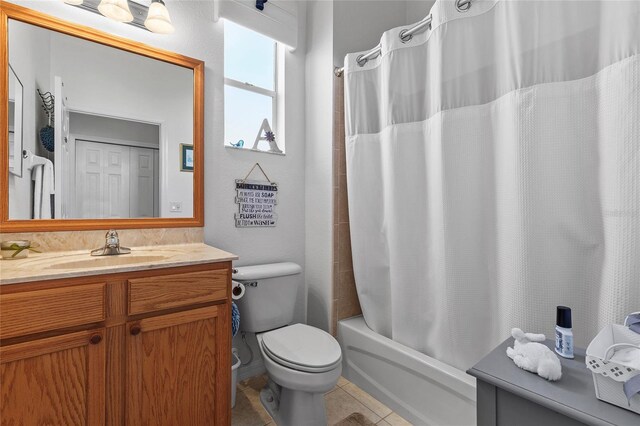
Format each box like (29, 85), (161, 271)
(344, 0), (640, 370)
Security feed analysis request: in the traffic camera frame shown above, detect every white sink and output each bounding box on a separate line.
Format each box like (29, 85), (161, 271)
(49, 255), (169, 270)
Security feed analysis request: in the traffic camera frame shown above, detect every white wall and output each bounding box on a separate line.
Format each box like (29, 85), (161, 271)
(333, 0), (433, 67)
(7, 18), (51, 219)
(222, 20), (308, 378)
(333, 0), (409, 65)
(304, 0), (334, 332)
(405, 0), (436, 24)
(304, 0), (421, 332)
(9, 0), (308, 377)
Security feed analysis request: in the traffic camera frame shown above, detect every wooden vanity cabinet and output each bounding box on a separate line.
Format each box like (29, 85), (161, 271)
(125, 306), (228, 426)
(1, 328), (106, 425)
(0, 262), (232, 426)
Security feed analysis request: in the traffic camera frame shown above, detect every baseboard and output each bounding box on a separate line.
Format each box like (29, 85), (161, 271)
(237, 361), (266, 381)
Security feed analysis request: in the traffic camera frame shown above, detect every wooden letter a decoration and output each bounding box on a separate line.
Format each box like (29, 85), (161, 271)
(252, 119), (282, 154)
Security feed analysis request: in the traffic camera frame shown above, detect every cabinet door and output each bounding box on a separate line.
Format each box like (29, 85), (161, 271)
(125, 305), (230, 426)
(0, 329), (106, 426)
(129, 147), (157, 218)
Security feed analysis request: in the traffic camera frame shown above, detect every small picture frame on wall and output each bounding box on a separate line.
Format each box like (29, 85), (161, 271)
(180, 144), (194, 172)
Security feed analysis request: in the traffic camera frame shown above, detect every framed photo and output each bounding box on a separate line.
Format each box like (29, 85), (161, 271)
(180, 144), (194, 172)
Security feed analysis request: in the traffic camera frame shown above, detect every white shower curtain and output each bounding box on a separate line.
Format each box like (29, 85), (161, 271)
(344, 0), (640, 370)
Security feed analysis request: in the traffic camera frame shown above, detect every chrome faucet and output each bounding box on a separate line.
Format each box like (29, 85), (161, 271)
(91, 230), (131, 256)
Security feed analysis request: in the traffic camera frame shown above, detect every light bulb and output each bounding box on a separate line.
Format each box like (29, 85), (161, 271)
(98, 0), (133, 23)
(145, 0), (175, 34)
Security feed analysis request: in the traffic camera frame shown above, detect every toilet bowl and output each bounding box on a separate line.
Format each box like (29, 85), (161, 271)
(232, 263), (342, 426)
(257, 324), (342, 426)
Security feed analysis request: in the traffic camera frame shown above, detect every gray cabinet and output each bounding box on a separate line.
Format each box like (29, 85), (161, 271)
(468, 339), (639, 426)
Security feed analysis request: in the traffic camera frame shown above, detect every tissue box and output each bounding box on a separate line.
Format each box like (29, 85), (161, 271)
(586, 321), (640, 414)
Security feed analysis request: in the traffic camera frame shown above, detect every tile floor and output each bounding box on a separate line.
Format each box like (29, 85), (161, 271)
(232, 374), (412, 426)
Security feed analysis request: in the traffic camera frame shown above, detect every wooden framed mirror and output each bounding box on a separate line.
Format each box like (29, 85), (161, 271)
(0, 3), (204, 232)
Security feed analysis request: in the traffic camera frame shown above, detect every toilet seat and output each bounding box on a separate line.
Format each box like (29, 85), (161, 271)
(260, 323), (342, 373)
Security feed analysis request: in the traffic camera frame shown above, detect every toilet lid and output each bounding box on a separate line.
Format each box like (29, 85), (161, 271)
(261, 324), (342, 373)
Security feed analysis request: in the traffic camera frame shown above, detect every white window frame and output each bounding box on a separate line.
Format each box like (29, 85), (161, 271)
(224, 37), (278, 150)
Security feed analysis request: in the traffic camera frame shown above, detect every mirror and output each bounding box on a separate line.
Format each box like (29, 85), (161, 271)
(8, 65), (23, 178)
(2, 3), (204, 231)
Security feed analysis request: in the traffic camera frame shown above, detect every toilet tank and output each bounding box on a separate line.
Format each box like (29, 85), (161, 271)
(233, 262), (302, 333)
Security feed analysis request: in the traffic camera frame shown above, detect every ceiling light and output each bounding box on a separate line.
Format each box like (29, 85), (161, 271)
(63, 0), (175, 34)
(145, 0), (175, 34)
(98, 0), (134, 23)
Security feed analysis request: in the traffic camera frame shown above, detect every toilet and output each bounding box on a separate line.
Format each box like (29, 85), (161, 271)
(234, 262), (342, 426)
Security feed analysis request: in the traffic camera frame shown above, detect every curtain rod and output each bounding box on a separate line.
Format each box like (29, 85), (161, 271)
(334, 13), (432, 77)
(334, 0), (473, 77)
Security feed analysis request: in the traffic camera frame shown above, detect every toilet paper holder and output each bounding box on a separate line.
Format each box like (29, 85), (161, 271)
(231, 280), (251, 300)
(232, 280), (257, 288)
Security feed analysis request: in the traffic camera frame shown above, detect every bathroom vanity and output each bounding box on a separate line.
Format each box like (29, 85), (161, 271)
(0, 244), (237, 425)
(0, 3), (235, 424)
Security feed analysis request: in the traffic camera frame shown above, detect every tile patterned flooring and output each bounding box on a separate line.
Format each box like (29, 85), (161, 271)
(232, 375), (412, 426)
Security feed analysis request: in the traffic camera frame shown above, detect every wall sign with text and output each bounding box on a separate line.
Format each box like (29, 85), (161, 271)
(234, 180), (278, 227)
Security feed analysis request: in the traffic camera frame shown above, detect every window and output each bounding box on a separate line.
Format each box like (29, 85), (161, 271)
(224, 21), (281, 153)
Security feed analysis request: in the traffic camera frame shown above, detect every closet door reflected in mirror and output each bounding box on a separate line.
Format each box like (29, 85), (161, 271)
(1, 3), (204, 231)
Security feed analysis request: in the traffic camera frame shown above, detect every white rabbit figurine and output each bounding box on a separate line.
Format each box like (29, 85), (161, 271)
(506, 328), (562, 381)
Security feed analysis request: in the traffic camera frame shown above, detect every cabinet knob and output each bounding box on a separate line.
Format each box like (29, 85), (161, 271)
(90, 334), (102, 345)
(130, 325), (142, 336)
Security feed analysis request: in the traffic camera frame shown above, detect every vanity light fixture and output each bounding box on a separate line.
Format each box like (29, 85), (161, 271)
(97, 0), (133, 22)
(144, 0), (174, 34)
(63, 0), (175, 34)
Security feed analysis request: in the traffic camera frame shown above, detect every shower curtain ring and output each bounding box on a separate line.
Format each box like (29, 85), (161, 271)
(399, 29), (413, 43)
(356, 54), (368, 67)
(456, 0), (472, 12)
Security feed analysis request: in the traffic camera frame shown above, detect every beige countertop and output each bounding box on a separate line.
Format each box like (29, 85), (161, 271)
(0, 243), (238, 285)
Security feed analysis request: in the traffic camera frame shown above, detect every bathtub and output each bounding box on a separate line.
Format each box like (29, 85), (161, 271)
(337, 316), (476, 426)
